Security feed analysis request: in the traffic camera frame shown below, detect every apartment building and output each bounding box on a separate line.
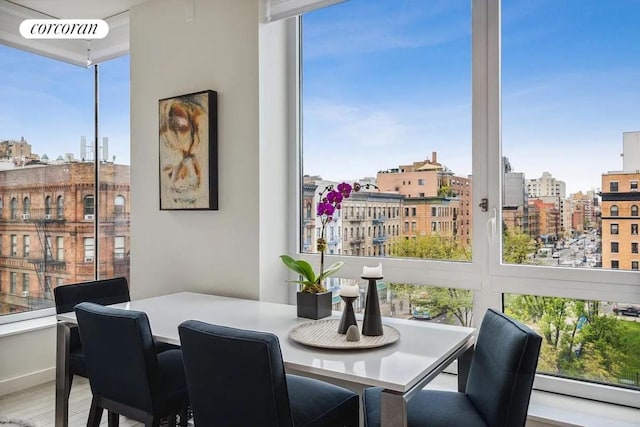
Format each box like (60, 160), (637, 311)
(601, 171), (640, 270)
(376, 152), (472, 243)
(0, 158), (131, 314)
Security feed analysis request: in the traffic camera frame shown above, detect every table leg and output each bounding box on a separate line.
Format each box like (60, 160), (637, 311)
(380, 389), (407, 427)
(55, 322), (71, 427)
(457, 345), (474, 392)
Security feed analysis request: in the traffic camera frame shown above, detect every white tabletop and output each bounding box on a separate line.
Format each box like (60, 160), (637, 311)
(58, 292), (475, 393)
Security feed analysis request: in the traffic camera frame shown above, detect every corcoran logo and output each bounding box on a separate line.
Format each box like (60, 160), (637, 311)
(19, 19), (109, 39)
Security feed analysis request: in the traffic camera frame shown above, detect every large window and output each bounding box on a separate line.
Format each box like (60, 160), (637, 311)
(0, 46), (131, 321)
(297, 0), (639, 407)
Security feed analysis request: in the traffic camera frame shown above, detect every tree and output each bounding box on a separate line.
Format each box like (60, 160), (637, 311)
(506, 295), (627, 383)
(392, 235), (471, 261)
(390, 235), (473, 326)
(503, 231), (536, 264)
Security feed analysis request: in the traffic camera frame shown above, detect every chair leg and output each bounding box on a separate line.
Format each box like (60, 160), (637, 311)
(178, 408), (188, 427)
(66, 374), (74, 398)
(107, 411), (120, 427)
(87, 396), (103, 427)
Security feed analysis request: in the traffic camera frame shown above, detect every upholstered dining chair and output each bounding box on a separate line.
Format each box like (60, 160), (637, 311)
(54, 277), (177, 395)
(54, 277), (131, 393)
(363, 308), (542, 427)
(75, 302), (189, 427)
(178, 320), (360, 427)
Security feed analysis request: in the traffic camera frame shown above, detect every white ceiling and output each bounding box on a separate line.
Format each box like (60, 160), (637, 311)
(0, 0), (144, 66)
(8, 0), (149, 19)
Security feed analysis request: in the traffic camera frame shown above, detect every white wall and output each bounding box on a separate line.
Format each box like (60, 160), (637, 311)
(0, 322), (55, 396)
(129, 0), (290, 301)
(0, 0), (293, 395)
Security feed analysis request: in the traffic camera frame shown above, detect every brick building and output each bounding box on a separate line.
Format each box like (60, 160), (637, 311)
(600, 171), (640, 270)
(376, 152), (472, 244)
(0, 161), (130, 314)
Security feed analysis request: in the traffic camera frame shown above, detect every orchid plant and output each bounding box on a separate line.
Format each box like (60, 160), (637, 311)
(281, 181), (377, 293)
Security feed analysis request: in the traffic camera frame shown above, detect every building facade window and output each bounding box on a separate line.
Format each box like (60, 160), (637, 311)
(632, 224), (638, 235)
(23, 235), (30, 258)
(22, 273), (29, 293)
(632, 261), (639, 270)
(84, 237), (95, 262)
(611, 242), (619, 253)
(114, 236), (126, 260)
(10, 198), (17, 220)
(84, 195), (95, 219)
(57, 237), (64, 261)
(114, 195), (125, 216)
(10, 272), (17, 294)
(22, 197), (30, 218)
(611, 260), (619, 269)
(610, 181), (619, 192)
(611, 224), (619, 235)
(44, 196), (52, 216)
(610, 205), (619, 216)
(56, 195), (64, 219)
(10, 235), (17, 257)
(631, 205), (638, 217)
(632, 242), (638, 254)
(631, 181), (638, 191)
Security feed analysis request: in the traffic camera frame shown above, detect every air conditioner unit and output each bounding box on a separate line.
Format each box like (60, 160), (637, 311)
(84, 257), (94, 263)
(84, 214), (95, 220)
(21, 213), (30, 220)
(44, 214), (53, 220)
(21, 291), (29, 297)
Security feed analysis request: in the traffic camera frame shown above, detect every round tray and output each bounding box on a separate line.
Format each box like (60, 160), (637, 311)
(289, 319), (400, 350)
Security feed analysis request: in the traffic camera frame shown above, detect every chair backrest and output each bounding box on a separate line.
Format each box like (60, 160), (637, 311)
(54, 277), (130, 314)
(465, 309), (542, 427)
(74, 302), (163, 413)
(178, 320), (293, 427)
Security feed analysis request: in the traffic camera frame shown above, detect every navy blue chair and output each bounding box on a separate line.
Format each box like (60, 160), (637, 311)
(178, 320), (359, 427)
(75, 302), (189, 427)
(54, 277), (177, 395)
(363, 309), (542, 427)
(54, 277), (131, 392)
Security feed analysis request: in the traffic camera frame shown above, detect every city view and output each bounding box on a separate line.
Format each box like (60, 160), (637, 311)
(0, 0), (638, 399)
(300, 0), (640, 391)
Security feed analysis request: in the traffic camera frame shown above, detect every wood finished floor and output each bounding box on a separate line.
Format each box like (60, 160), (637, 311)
(0, 377), (145, 427)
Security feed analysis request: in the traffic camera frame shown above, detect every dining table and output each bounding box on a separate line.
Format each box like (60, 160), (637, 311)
(55, 291), (476, 427)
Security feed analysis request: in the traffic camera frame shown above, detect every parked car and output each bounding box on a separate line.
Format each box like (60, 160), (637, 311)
(612, 304), (640, 317)
(410, 307), (431, 320)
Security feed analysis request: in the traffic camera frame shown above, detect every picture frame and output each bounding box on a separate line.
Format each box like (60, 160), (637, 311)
(159, 90), (218, 210)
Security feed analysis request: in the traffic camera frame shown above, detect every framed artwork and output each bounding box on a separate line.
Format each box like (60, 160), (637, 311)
(159, 90), (218, 210)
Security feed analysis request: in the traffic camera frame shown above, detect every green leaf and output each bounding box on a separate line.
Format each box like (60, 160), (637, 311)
(280, 255), (316, 283)
(316, 261), (344, 283)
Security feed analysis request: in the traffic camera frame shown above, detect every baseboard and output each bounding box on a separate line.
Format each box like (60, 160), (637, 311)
(0, 367), (55, 397)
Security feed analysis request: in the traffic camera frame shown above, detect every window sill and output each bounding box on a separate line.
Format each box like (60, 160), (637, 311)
(427, 373), (640, 427)
(0, 315), (56, 339)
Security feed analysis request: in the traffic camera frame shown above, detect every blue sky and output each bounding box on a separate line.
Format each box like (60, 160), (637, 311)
(1, 0), (639, 195)
(0, 47), (130, 164)
(302, 0), (640, 194)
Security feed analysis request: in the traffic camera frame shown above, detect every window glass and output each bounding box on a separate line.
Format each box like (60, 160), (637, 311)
(84, 238), (95, 262)
(0, 45), (130, 320)
(502, 0), (640, 274)
(302, 0), (472, 261)
(505, 294), (639, 390)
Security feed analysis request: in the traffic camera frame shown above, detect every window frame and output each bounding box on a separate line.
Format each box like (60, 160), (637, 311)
(290, 0), (639, 407)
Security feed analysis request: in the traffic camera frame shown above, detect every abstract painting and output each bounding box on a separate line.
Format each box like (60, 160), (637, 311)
(159, 90), (218, 210)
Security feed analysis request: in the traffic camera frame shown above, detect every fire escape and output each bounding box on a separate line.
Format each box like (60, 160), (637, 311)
(24, 207), (66, 305)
